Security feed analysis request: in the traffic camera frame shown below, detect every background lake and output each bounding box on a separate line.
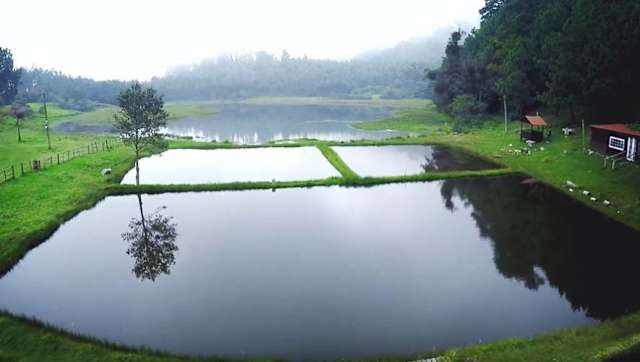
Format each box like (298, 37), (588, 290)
(164, 104), (404, 143)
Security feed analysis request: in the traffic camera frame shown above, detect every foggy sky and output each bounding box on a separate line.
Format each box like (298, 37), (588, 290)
(1, 0), (483, 81)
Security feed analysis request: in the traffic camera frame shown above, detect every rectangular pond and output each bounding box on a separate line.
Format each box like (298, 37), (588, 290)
(333, 145), (500, 177)
(1, 177), (640, 360)
(121, 147), (340, 184)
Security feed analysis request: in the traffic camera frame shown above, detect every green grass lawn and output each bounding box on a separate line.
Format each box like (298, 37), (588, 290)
(355, 104), (452, 132)
(46, 101), (219, 126)
(0, 107), (107, 169)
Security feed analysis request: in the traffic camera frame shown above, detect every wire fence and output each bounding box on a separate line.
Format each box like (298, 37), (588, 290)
(0, 139), (122, 185)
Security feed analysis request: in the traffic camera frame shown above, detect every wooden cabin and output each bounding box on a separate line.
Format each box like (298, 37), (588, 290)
(590, 124), (639, 162)
(520, 115), (550, 142)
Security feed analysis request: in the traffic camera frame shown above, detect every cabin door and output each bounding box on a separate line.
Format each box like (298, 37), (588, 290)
(627, 137), (637, 162)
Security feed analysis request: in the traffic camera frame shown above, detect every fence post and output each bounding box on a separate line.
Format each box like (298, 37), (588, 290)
(11, 165), (15, 179)
(57, 154), (60, 164)
(3, 169), (6, 182)
(20, 162), (24, 176)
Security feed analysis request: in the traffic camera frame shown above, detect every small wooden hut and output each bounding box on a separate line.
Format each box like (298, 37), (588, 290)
(520, 115), (550, 143)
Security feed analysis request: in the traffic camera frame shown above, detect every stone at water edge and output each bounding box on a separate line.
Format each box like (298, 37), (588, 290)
(101, 168), (112, 176)
(566, 180), (578, 188)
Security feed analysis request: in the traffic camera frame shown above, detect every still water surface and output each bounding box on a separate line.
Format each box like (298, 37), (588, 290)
(333, 145), (500, 177)
(121, 148), (340, 184)
(1, 177), (639, 360)
(164, 104), (402, 143)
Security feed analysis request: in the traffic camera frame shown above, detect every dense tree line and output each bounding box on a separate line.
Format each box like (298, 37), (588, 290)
(429, 0), (640, 123)
(18, 68), (129, 109)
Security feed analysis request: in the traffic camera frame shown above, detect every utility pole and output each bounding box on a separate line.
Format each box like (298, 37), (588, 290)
(43, 91), (51, 150)
(582, 119), (585, 152)
(503, 94), (508, 134)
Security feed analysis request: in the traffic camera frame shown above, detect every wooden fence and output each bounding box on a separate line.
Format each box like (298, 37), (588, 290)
(0, 139), (121, 185)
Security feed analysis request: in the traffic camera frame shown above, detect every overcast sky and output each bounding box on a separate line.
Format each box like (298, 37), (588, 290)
(1, 0), (483, 81)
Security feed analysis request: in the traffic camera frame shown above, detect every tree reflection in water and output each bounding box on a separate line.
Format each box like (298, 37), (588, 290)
(421, 146), (499, 172)
(439, 176), (640, 320)
(122, 194), (178, 282)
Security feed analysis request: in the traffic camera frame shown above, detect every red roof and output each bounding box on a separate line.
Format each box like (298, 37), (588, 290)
(591, 124), (640, 138)
(524, 115), (547, 126)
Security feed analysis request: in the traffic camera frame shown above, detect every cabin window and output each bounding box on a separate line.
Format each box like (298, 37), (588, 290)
(609, 136), (625, 151)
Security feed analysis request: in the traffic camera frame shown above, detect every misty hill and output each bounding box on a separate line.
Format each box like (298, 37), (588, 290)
(355, 27), (455, 69)
(150, 51), (431, 101)
(17, 34), (452, 105)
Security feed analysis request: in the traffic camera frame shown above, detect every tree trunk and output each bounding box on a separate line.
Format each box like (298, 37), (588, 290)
(16, 119), (21, 142)
(135, 145), (140, 186)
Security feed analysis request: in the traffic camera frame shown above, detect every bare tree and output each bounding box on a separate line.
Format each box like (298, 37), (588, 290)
(10, 103), (32, 142)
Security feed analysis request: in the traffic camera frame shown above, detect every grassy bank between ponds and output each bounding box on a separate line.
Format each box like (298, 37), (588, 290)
(316, 144), (359, 178)
(106, 169), (516, 196)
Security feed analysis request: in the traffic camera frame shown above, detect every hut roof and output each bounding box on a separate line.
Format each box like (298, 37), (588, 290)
(523, 115), (547, 126)
(591, 124), (640, 138)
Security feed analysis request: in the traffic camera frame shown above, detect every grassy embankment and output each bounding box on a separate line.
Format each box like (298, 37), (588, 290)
(0, 311), (269, 362)
(49, 101), (219, 126)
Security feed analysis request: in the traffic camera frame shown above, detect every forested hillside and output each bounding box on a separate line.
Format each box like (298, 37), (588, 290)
(151, 50), (431, 100)
(429, 0), (640, 124)
(12, 31), (452, 108)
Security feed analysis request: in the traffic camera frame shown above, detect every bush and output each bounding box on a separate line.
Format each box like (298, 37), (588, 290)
(450, 95), (487, 118)
(57, 98), (97, 112)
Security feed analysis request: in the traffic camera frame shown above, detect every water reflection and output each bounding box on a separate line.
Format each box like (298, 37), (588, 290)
(122, 194), (178, 281)
(440, 177), (640, 319)
(421, 146), (499, 172)
(334, 145), (499, 177)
